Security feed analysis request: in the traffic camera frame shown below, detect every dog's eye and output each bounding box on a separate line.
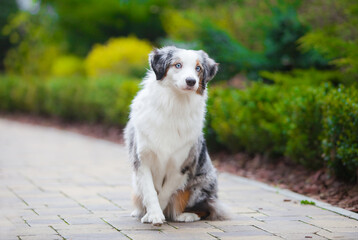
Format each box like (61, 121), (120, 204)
(195, 66), (201, 72)
(175, 63), (182, 69)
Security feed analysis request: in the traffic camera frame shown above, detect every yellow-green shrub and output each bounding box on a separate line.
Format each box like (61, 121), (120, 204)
(161, 10), (197, 41)
(51, 55), (84, 77)
(85, 36), (152, 78)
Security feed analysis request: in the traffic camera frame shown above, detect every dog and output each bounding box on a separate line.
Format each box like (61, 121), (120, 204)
(124, 46), (229, 226)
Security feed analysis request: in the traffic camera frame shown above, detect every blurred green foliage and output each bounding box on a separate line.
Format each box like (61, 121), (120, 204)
(197, 23), (266, 80)
(263, 2), (328, 72)
(2, 0), (356, 82)
(0, 75), (139, 126)
(0, 0), (18, 70)
(298, 0), (358, 84)
(3, 10), (65, 76)
(161, 0), (329, 80)
(260, 69), (341, 86)
(42, 0), (167, 56)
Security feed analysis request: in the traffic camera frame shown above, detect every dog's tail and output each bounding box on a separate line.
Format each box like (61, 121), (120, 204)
(207, 198), (232, 221)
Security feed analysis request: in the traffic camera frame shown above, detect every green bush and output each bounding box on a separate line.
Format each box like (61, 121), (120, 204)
(207, 83), (287, 156)
(44, 75), (139, 126)
(0, 75), (139, 126)
(0, 76), (45, 113)
(206, 82), (358, 181)
(44, 77), (86, 120)
(321, 87), (358, 181)
(284, 85), (327, 169)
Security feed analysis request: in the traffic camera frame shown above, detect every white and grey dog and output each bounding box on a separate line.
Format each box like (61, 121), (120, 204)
(124, 46), (229, 226)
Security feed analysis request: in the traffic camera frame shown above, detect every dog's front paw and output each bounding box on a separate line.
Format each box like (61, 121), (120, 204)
(141, 211), (165, 226)
(175, 212), (200, 222)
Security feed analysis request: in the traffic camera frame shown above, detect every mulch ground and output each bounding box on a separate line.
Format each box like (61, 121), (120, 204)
(212, 153), (358, 213)
(2, 113), (357, 213)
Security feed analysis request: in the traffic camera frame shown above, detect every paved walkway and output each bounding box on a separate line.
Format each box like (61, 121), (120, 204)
(0, 118), (357, 240)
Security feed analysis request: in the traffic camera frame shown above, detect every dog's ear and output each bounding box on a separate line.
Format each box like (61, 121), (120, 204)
(199, 50), (219, 83)
(149, 47), (175, 80)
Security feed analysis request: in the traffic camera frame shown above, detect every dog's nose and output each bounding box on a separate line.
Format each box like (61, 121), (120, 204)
(186, 78), (196, 87)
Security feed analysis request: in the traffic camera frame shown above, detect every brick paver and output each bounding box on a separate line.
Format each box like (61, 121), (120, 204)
(0, 118), (357, 240)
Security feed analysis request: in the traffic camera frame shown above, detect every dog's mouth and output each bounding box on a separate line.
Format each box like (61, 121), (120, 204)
(174, 83), (197, 93)
(184, 86), (195, 91)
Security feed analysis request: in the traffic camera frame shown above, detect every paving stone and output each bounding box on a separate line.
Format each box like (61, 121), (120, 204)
(277, 232), (328, 240)
(167, 220), (219, 230)
(1, 118), (357, 240)
(24, 215), (66, 227)
(53, 223), (111, 231)
(207, 218), (263, 228)
(305, 215), (358, 229)
(123, 229), (218, 240)
(255, 220), (323, 234)
(316, 229), (358, 240)
(35, 206), (93, 216)
(61, 214), (106, 225)
(12, 226), (57, 236)
(60, 232), (128, 240)
(211, 224), (270, 233)
(103, 216), (177, 231)
(208, 231), (276, 239)
(18, 235), (63, 240)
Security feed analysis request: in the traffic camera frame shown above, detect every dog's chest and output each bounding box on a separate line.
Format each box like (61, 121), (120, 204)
(147, 106), (202, 157)
(135, 92), (205, 158)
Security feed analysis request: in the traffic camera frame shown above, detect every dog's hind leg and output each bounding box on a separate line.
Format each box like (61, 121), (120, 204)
(175, 212), (200, 222)
(166, 190), (200, 222)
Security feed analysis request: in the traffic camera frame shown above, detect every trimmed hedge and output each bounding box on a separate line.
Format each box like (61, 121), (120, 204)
(284, 86), (328, 169)
(207, 83), (287, 156)
(0, 75), (139, 126)
(321, 87), (358, 181)
(0, 75), (357, 181)
(206, 83), (358, 181)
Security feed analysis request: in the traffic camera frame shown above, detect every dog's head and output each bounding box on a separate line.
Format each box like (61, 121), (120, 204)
(149, 46), (218, 94)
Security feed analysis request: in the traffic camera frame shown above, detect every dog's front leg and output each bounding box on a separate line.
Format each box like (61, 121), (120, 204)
(136, 164), (165, 226)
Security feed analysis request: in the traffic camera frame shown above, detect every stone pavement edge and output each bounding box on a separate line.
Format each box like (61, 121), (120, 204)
(0, 118), (357, 240)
